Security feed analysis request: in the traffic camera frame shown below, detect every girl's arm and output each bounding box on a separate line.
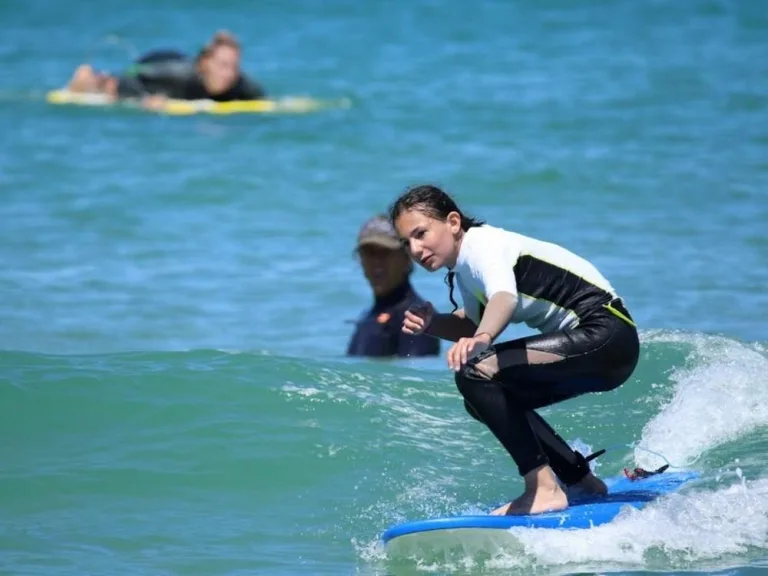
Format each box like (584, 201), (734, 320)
(426, 308), (478, 342)
(473, 292), (517, 343)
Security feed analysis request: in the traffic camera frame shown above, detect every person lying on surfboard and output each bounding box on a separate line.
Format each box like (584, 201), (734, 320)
(64, 30), (266, 110)
(389, 184), (640, 516)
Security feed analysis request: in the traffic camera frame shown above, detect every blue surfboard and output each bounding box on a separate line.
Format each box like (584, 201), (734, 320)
(382, 470), (698, 544)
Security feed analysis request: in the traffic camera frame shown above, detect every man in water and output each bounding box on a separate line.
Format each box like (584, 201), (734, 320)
(347, 215), (441, 359)
(65, 30), (266, 108)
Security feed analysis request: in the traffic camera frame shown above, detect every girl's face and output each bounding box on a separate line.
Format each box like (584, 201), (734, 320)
(394, 208), (462, 271)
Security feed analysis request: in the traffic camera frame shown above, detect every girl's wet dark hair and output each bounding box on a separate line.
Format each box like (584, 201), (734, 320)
(388, 184), (484, 312)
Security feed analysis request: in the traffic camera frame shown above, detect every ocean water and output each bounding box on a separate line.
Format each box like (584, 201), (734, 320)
(1, 0), (766, 574)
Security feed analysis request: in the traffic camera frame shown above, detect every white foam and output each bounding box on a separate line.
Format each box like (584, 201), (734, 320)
(636, 333), (768, 469)
(281, 384), (323, 398)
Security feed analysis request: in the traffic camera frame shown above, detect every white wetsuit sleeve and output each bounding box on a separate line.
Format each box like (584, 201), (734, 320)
(463, 233), (519, 301)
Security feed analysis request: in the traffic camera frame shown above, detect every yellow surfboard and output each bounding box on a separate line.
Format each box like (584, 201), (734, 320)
(45, 89), (350, 115)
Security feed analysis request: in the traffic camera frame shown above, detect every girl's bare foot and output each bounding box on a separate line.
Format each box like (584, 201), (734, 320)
(490, 484), (568, 515)
(489, 464), (569, 516)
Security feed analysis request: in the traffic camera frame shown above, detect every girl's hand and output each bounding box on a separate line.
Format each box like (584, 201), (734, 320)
(447, 333), (491, 371)
(402, 302), (435, 335)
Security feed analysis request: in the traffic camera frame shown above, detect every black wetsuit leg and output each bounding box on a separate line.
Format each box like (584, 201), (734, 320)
(455, 298), (639, 485)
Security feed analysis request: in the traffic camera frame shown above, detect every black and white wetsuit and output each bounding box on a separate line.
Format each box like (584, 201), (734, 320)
(452, 224), (639, 485)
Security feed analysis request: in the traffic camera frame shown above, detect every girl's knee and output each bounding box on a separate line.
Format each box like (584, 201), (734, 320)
(454, 364), (488, 395)
(455, 368), (495, 424)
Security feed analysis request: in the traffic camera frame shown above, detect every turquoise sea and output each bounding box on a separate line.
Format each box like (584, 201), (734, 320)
(1, 0), (767, 574)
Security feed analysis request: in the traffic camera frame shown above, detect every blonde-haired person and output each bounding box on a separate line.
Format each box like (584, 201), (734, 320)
(65, 30), (266, 108)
